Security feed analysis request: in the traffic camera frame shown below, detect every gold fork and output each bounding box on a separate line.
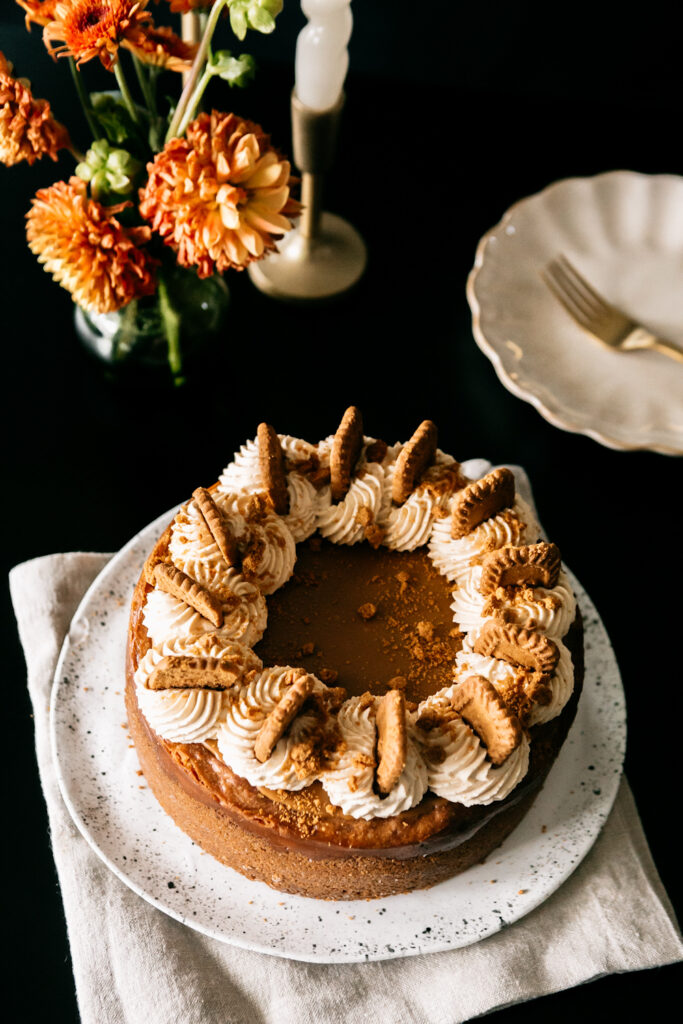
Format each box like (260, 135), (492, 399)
(541, 254), (683, 364)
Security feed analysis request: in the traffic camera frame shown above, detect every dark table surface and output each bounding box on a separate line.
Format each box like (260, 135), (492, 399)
(3, 2), (681, 1019)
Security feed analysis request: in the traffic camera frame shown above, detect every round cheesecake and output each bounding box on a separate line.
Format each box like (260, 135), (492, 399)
(126, 413), (584, 900)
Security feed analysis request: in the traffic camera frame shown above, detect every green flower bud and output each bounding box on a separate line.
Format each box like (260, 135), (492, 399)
(75, 141), (142, 202)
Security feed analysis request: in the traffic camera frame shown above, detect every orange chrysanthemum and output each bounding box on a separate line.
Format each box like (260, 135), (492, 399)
(43, 0), (152, 69)
(139, 111), (301, 277)
(16, 0), (60, 27)
(27, 177), (158, 313)
(123, 24), (197, 73)
(0, 51), (71, 166)
(164, 1), (214, 12)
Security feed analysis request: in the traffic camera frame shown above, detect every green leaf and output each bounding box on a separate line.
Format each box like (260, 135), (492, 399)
(90, 91), (148, 155)
(209, 51), (256, 87)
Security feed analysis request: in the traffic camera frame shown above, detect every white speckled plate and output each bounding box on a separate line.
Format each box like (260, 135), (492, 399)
(50, 504), (625, 964)
(467, 171), (683, 454)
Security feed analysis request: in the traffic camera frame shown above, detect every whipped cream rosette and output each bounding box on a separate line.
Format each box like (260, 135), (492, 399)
(415, 692), (530, 806)
(216, 665), (328, 791)
(450, 566), (577, 640)
(204, 491), (296, 595)
(315, 436), (390, 545)
(379, 447), (463, 552)
(142, 572), (267, 649)
(429, 495), (541, 585)
(455, 632), (574, 726)
(218, 433), (323, 542)
(320, 696), (428, 819)
(134, 635), (262, 744)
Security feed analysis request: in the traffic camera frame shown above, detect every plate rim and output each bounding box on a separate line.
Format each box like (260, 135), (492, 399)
(49, 508), (626, 964)
(466, 168), (683, 456)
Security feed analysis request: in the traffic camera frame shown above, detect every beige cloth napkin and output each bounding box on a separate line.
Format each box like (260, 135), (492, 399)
(10, 552), (683, 1024)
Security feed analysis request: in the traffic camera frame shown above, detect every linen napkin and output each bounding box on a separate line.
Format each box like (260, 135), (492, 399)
(10, 551), (682, 1024)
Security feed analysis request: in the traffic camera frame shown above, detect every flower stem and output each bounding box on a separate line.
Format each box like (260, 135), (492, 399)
(113, 59), (142, 129)
(176, 68), (213, 138)
(166, 0), (228, 142)
(68, 58), (101, 140)
(132, 55), (162, 150)
(113, 299), (139, 361)
(158, 275), (184, 385)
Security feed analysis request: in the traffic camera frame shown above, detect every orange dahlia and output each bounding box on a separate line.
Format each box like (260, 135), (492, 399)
(123, 24), (197, 73)
(16, 0), (60, 27)
(0, 51), (71, 166)
(139, 111), (300, 277)
(27, 177), (158, 313)
(43, 0), (152, 69)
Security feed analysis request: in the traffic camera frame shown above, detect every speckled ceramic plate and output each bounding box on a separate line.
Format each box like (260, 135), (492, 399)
(467, 171), (683, 454)
(50, 501), (625, 964)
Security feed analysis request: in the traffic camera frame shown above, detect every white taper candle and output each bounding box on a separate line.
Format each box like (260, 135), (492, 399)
(295, 0), (353, 112)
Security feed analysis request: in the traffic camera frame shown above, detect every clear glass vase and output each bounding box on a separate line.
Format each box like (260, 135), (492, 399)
(74, 267), (230, 386)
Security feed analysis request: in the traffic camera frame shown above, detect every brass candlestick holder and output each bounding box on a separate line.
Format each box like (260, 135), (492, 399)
(248, 91), (367, 301)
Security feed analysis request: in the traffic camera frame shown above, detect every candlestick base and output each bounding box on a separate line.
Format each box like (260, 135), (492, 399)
(248, 212), (367, 302)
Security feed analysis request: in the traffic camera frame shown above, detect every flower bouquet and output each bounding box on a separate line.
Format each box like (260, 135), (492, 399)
(1, 0), (300, 383)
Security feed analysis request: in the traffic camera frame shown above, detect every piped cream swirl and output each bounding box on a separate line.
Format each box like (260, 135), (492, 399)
(379, 448), (463, 552)
(134, 635), (261, 744)
(216, 665), (326, 791)
(316, 461), (387, 545)
(217, 434), (322, 542)
(415, 693), (530, 806)
(320, 696), (428, 819)
(455, 633), (574, 726)
(142, 573), (267, 649)
(429, 495), (541, 584)
(450, 566), (576, 639)
(211, 491), (296, 594)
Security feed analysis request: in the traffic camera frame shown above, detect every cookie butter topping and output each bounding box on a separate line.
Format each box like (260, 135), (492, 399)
(216, 665), (327, 791)
(217, 434), (322, 542)
(321, 696), (428, 819)
(135, 416), (579, 817)
(429, 496), (541, 584)
(416, 696), (530, 806)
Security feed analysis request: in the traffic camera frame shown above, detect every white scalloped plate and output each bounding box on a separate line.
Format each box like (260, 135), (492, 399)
(467, 171), (683, 454)
(50, 488), (626, 963)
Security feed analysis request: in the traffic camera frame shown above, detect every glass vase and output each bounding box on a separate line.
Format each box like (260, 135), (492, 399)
(74, 267), (230, 386)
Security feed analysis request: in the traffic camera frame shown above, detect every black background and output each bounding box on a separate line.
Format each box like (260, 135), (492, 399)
(2, 1), (681, 1020)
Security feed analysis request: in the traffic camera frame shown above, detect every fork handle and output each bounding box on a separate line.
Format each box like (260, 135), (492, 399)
(623, 328), (683, 363)
(651, 338), (683, 364)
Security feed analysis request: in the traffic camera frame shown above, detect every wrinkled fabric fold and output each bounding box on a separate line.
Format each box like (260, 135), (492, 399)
(9, 543), (682, 1024)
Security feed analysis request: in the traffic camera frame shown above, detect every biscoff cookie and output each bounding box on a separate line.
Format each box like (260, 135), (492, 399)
(330, 406), (364, 502)
(392, 420), (438, 505)
(451, 467), (516, 539)
(192, 486), (239, 567)
(451, 674), (522, 765)
(479, 542), (561, 595)
(257, 422), (290, 516)
(473, 620), (559, 675)
(147, 655), (246, 691)
(254, 671), (316, 763)
(375, 689), (408, 794)
(153, 563), (223, 628)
